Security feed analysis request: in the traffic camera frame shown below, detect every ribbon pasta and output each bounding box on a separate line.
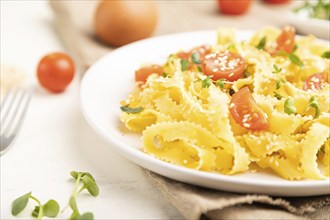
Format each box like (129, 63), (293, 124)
(120, 27), (330, 180)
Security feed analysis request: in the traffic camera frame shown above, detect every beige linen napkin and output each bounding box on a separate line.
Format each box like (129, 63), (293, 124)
(49, 1), (330, 219)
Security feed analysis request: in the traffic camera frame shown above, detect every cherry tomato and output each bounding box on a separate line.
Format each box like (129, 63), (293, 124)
(177, 45), (211, 60)
(135, 64), (163, 83)
(201, 51), (246, 81)
(303, 73), (328, 91)
(229, 87), (268, 131)
(264, 0), (290, 4)
(37, 52), (75, 93)
(217, 0), (253, 15)
(276, 26), (295, 54)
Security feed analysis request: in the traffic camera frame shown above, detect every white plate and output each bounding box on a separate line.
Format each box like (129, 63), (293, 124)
(80, 30), (330, 197)
(287, 11), (329, 40)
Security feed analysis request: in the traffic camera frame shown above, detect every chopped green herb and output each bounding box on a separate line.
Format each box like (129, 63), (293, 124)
(197, 66), (203, 72)
(305, 96), (320, 118)
(272, 64), (282, 74)
(120, 106), (143, 114)
(274, 92), (283, 100)
(293, 45), (298, 53)
(284, 97), (297, 115)
(202, 76), (212, 89)
(215, 79), (225, 89)
(227, 44), (237, 51)
(276, 80), (281, 89)
(289, 53), (304, 68)
(180, 59), (189, 71)
(162, 72), (168, 78)
(256, 37), (267, 50)
(190, 52), (201, 64)
(321, 51), (330, 59)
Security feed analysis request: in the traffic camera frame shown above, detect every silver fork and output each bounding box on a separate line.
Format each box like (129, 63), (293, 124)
(0, 88), (32, 155)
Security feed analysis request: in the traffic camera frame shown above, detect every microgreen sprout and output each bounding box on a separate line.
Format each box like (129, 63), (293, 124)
(274, 92), (283, 100)
(284, 97), (297, 115)
(305, 96), (320, 118)
(215, 79), (225, 89)
(180, 59), (189, 71)
(256, 37), (266, 50)
(63, 171), (99, 220)
(289, 53), (304, 68)
(11, 192), (59, 220)
(201, 76), (212, 89)
(190, 52), (201, 64)
(321, 51), (330, 59)
(272, 64), (282, 74)
(120, 106), (144, 114)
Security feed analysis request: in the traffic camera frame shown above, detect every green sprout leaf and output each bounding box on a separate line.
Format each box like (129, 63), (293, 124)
(284, 98), (297, 115)
(43, 200), (60, 218)
(180, 59), (189, 71)
(321, 51), (330, 59)
(215, 79), (225, 89)
(32, 206), (40, 218)
(69, 210), (81, 220)
(12, 192), (31, 216)
(120, 106), (143, 114)
(272, 64), (282, 74)
(78, 212), (94, 220)
(69, 196), (78, 211)
(202, 76), (212, 89)
(81, 175), (99, 197)
(274, 92), (283, 100)
(306, 96), (320, 118)
(289, 53), (304, 68)
(190, 52), (201, 64)
(276, 79), (281, 89)
(256, 37), (266, 50)
(293, 44), (298, 53)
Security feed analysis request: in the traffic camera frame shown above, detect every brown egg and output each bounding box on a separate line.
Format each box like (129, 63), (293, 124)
(94, 0), (158, 47)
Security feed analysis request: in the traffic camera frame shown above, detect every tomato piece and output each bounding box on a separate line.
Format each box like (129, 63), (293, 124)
(177, 45), (211, 61)
(37, 52), (75, 93)
(230, 87), (268, 131)
(135, 64), (163, 83)
(303, 73), (328, 91)
(201, 51), (246, 81)
(276, 26), (295, 54)
(217, 0), (253, 15)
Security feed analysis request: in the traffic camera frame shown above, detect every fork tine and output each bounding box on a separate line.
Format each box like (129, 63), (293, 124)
(0, 88), (32, 155)
(0, 90), (20, 123)
(9, 90), (32, 136)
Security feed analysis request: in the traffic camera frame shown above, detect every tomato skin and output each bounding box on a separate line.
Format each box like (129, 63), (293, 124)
(201, 51), (246, 81)
(37, 52), (75, 93)
(264, 0), (290, 4)
(135, 64), (163, 83)
(229, 87), (268, 131)
(217, 0), (253, 15)
(303, 73), (328, 91)
(276, 26), (295, 54)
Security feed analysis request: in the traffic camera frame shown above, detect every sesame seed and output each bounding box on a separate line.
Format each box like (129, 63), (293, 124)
(275, 160), (279, 167)
(229, 103), (235, 109)
(243, 123), (250, 128)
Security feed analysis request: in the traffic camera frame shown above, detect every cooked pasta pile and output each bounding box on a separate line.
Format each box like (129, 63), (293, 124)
(120, 26), (330, 180)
